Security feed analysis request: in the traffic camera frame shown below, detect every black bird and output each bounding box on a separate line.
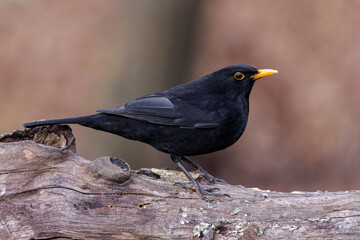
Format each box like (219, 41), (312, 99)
(24, 64), (277, 202)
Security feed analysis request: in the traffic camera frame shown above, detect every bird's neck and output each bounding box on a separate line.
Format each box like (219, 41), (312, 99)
(236, 95), (249, 113)
(227, 82), (254, 101)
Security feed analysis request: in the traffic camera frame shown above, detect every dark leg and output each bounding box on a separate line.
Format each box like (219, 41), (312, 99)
(171, 154), (231, 202)
(181, 156), (228, 184)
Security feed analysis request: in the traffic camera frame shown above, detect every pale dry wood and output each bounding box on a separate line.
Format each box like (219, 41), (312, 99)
(0, 126), (360, 240)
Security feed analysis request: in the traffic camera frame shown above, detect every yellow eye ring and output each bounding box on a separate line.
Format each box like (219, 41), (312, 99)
(234, 72), (244, 80)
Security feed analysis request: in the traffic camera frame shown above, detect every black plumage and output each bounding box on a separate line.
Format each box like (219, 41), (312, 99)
(24, 64), (277, 202)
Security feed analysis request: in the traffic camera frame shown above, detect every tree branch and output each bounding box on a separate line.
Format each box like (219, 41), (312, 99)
(0, 126), (359, 239)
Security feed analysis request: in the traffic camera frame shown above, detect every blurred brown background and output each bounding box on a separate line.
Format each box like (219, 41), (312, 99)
(1, 0), (360, 192)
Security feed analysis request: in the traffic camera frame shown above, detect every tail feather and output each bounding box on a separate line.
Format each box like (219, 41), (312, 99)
(23, 115), (94, 128)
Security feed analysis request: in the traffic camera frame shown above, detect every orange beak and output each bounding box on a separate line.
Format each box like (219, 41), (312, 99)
(252, 69), (278, 80)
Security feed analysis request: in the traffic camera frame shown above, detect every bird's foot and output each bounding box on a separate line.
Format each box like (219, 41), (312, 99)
(171, 154), (231, 202)
(203, 174), (228, 185)
(181, 156), (228, 185)
(196, 185), (231, 202)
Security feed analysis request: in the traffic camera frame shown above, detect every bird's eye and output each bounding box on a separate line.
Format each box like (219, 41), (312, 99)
(234, 72), (244, 80)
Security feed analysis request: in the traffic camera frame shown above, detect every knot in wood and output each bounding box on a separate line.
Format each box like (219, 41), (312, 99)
(88, 156), (131, 183)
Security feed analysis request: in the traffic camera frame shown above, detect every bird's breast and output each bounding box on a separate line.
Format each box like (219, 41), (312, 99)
(215, 105), (248, 148)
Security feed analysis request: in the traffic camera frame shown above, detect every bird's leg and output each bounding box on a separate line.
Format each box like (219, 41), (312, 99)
(181, 156), (228, 184)
(171, 155), (231, 202)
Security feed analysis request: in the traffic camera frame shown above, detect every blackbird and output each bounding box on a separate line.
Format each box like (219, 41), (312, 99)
(24, 64), (277, 202)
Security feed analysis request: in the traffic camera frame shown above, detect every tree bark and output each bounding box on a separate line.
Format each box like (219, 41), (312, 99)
(0, 126), (359, 240)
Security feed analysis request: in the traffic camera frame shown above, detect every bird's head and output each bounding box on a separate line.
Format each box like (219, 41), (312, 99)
(213, 64), (277, 99)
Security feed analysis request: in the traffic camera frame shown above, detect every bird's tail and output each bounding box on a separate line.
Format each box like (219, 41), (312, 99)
(23, 115), (97, 128)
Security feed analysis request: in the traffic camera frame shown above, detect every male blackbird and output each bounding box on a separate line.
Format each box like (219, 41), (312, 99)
(24, 64), (277, 202)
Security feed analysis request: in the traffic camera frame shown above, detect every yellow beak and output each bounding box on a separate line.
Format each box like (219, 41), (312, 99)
(252, 69), (278, 80)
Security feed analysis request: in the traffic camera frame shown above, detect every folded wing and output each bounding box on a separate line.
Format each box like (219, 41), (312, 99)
(97, 94), (219, 129)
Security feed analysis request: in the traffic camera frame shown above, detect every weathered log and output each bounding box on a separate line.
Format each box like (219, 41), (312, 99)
(0, 126), (359, 240)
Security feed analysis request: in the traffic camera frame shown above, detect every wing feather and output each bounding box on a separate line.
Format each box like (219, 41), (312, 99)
(97, 95), (219, 129)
